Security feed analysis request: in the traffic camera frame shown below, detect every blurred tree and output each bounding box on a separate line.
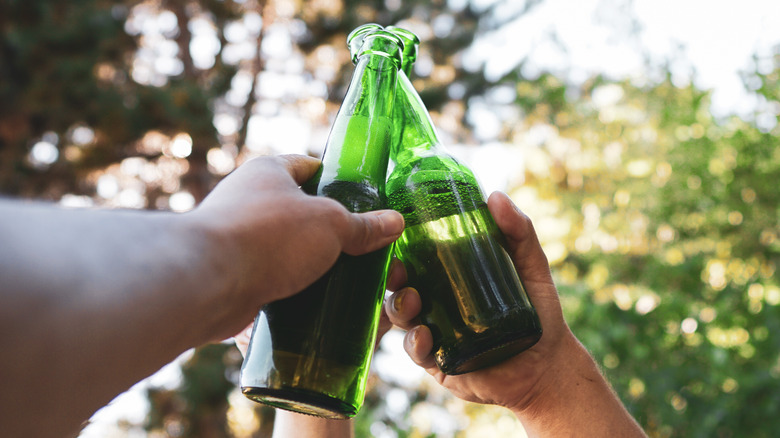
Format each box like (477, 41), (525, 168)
(2, 0), (779, 437)
(0, 0), (500, 436)
(500, 66), (780, 437)
(146, 344), (237, 437)
(0, 0), (238, 204)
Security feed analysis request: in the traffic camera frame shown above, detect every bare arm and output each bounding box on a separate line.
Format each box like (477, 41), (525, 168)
(0, 200), (227, 438)
(386, 191), (645, 437)
(0, 154), (403, 438)
(271, 413), (354, 438)
(510, 332), (644, 437)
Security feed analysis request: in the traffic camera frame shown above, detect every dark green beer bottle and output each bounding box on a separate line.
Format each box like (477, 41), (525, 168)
(239, 28), (403, 419)
(385, 26), (542, 375)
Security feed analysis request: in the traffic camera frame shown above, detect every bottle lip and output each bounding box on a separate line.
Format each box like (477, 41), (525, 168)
(351, 30), (404, 67)
(347, 23), (384, 45)
(385, 26), (420, 46)
(385, 26), (419, 69)
(347, 23), (383, 59)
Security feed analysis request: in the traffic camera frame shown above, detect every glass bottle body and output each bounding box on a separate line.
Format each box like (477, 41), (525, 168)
(240, 31), (401, 419)
(387, 69), (542, 375)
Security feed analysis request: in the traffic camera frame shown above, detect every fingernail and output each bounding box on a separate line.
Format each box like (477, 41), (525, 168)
(392, 291), (404, 313)
(379, 210), (404, 236)
(404, 327), (416, 350)
(408, 326), (419, 344)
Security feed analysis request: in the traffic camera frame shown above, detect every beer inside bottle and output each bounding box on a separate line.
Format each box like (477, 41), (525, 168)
(240, 28), (402, 419)
(386, 27), (542, 375)
(387, 160), (542, 375)
(241, 204), (391, 417)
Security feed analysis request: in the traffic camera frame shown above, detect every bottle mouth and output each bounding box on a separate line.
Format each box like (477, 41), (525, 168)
(386, 26), (419, 69)
(386, 25), (420, 51)
(351, 30), (405, 67)
(347, 23), (384, 55)
(348, 24), (419, 72)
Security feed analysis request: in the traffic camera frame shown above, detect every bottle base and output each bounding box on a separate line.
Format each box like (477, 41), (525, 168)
(436, 329), (542, 375)
(241, 386), (356, 420)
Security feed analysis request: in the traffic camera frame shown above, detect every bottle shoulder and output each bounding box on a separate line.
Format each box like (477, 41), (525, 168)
(317, 179), (385, 212)
(388, 153), (479, 186)
(386, 153), (486, 226)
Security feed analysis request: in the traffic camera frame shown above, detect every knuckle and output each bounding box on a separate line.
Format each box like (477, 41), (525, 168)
(319, 199), (359, 239)
(354, 214), (374, 245)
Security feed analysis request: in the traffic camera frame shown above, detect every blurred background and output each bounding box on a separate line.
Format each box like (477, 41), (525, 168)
(2, 0), (779, 437)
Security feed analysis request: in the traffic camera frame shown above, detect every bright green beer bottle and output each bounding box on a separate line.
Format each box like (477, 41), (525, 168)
(239, 28), (403, 419)
(385, 26), (542, 375)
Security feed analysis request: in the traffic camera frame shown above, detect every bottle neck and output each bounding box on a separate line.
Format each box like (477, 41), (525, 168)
(386, 26), (418, 79)
(400, 54), (415, 78)
(391, 71), (442, 164)
(320, 53), (399, 188)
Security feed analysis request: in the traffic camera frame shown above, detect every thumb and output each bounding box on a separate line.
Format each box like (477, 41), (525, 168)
(487, 191), (554, 286)
(276, 154), (323, 186)
(340, 209), (405, 255)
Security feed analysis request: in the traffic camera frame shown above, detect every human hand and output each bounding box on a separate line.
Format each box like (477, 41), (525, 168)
(385, 191), (576, 412)
(187, 154), (404, 342)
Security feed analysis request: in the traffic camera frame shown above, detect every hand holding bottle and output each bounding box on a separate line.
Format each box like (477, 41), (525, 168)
(238, 29), (405, 419)
(385, 191), (647, 437)
(192, 154), (404, 342)
(386, 191), (564, 406)
(0, 153), (405, 438)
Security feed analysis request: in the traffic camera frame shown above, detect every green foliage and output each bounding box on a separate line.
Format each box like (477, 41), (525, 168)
(146, 344), (240, 437)
(537, 73), (780, 437)
(0, 0), (233, 200)
(2, 1), (779, 437)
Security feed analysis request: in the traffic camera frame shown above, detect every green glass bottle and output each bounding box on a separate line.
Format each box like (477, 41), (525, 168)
(385, 26), (542, 376)
(239, 28), (403, 419)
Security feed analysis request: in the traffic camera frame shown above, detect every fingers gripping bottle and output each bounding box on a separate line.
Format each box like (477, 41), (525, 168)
(385, 26), (542, 375)
(240, 28), (403, 419)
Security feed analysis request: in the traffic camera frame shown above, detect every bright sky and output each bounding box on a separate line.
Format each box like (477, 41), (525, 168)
(459, 0), (780, 196)
(79, 1), (780, 436)
(469, 0), (780, 117)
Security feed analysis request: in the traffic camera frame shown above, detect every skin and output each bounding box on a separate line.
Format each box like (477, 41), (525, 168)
(385, 191), (647, 437)
(246, 191), (646, 437)
(0, 154), (404, 438)
(1, 149), (640, 436)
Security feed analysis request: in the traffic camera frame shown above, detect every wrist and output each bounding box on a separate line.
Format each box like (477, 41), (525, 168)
(174, 211), (247, 344)
(272, 410), (354, 438)
(510, 330), (645, 437)
(508, 330), (596, 429)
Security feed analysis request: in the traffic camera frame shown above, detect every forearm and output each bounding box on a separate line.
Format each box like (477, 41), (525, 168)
(272, 410), (354, 438)
(0, 200), (233, 437)
(512, 331), (646, 437)
(0, 156), (404, 437)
